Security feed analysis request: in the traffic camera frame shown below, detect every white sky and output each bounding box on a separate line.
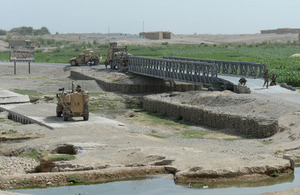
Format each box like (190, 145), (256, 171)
(1, 0), (299, 34)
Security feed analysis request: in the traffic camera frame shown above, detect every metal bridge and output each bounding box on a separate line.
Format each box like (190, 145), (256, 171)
(128, 56), (266, 87)
(128, 56), (219, 86)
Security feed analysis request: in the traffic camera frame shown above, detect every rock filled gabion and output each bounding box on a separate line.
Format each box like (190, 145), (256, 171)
(143, 96), (279, 138)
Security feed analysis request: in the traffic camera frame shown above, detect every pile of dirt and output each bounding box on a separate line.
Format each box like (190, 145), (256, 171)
(290, 53), (300, 57)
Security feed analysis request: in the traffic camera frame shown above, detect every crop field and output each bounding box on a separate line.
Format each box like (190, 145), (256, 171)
(0, 42), (299, 86)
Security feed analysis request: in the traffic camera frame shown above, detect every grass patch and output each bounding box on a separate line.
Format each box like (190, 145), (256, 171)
(18, 149), (39, 162)
(181, 130), (213, 139)
(262, 140), (273, 145)
(47, 154), (75, 161)
(67, 175), (84, 183)
(270, 171), (279, 177)
(12, 89), (42, 98)
(141, 112), (189, 128)
(89, 98), (124, 111)
(0, 117), (5, 122)
(20, 180), (31, 184)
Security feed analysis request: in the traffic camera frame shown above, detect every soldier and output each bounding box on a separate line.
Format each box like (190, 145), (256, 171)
(263, 68), (270, 88)
(104, 59), (109, 69)
(76, 85), (81, 92)
(239, 77), (247, 85)
(270, 74), (277, 86)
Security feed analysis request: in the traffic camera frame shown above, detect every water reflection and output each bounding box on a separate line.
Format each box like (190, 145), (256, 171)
(10, 168), (300, 195)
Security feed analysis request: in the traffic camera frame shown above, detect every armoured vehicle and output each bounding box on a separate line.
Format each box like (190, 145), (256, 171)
(106, 42), (131, 70)
(56, 82), (89, 121)
(69, 50), (102, 66)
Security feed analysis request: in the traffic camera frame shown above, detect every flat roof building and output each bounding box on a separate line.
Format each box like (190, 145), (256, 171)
(139, 31), (172, 40)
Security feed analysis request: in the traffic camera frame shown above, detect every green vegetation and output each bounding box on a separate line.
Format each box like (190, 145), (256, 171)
(0, 29), (6, 35)
(89, 98), (123, 111)
(20, 180), (31, 184)
(141, 112), (189, 127)
(47, 154), (75, 161)
(0, 117), (5, 122)
(12, 89), (42, 98)
(262, 140), (273, 145)
(18, 149), (39, 162)
(0, 39), (299, 86)
(0, 51), (9, 61)
(9, 26), (50, 35)
(181, 130), (214, 139)
(67, 175), (85, 183)
(270, 171), (279, 177)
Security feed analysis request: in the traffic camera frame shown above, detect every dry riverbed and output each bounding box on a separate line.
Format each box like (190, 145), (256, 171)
(0, 63), (299, 194)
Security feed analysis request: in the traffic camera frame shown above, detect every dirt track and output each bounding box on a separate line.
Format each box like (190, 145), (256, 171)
(0, 63), (299, 194)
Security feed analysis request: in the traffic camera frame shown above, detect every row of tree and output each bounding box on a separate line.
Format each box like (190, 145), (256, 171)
(0, 26), (51, 36)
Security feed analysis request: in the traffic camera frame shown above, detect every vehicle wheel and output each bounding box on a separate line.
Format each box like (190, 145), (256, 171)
(63, 111), (68, 121)
(56, 106), (62, 117)
(70, 60), (77, 66)
(83, 114), (89, 121)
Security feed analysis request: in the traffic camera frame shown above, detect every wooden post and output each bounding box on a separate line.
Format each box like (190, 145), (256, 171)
(28, 61), (31, 74)
(14, 61), (16, 75)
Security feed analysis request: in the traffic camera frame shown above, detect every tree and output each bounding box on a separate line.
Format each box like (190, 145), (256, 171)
(10, 26), (33, 35)
(33, 27), (51, 35)
(0, 29), (7, 35)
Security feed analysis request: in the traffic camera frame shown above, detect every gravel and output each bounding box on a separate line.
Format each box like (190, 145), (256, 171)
(0, 156), (38, 176)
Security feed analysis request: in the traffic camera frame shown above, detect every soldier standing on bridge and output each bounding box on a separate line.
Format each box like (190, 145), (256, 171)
(263, 68), (270, 89)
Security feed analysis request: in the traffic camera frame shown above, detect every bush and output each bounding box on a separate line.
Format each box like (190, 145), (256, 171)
(67, 176), (84, 183)
(0, 29), (7, 35)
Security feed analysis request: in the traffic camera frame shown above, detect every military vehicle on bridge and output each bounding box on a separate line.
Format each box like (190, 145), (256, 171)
(106, 42), (131, 70)
(69, 50), (102, 66)
(56, 82), (89, 121)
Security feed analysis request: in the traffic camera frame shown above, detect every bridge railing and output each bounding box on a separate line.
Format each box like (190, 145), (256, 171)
(128, 56), (219, 86)
(163, 56), (266, 78)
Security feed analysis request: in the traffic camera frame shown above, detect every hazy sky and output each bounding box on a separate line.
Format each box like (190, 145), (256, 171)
(1, 0), (299, 34)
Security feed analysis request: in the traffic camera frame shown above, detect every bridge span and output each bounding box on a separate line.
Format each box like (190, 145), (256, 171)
(128, 56), (266, 92)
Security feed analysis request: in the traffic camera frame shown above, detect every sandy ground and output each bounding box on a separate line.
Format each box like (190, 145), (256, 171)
(0, 33), (298, 51)
(0, 63), (299, 194)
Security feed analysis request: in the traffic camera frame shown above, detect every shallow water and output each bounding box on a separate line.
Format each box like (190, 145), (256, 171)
(10, 167), (300, 195)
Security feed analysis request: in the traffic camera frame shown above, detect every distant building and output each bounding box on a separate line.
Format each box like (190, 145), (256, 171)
(139, 31), (172, 40)
(261, 28), (300, 34)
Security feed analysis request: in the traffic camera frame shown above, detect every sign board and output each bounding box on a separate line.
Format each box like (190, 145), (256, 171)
(9, 46), (35, 62)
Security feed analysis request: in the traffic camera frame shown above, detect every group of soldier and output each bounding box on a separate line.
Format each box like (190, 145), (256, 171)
(262, 68), (277, 89)
(239, 68), (276, 89)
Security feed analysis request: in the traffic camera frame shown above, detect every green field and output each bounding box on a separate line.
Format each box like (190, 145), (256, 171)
(1, 42), (299, 86)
